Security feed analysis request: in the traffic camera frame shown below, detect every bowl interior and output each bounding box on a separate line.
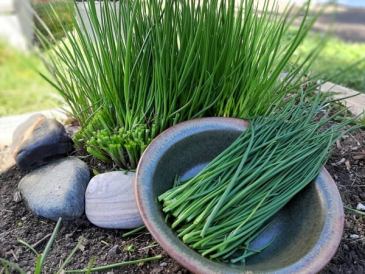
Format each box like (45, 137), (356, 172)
(149, 127), (325, 272)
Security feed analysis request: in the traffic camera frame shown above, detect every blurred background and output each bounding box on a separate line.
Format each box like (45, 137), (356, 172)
(0, 0), (364, 117)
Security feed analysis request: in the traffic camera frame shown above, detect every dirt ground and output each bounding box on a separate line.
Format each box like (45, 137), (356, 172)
(0, 165), (187, 273)
(0, 128), (364, 273)
(322, 129), (365, 273)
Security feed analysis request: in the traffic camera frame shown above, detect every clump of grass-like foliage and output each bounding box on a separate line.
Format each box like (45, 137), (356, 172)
(35, 0), (320, 169)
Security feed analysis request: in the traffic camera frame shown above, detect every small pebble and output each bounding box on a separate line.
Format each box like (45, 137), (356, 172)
(65, 233), (74, 240)
(356, 203), (365, 211)
(13, 191), (22, 203)
(345, 160), (351, 171)
(107, 245), (121, 258)
(331, 158), (346, 166)
(350, 234), (360, 239)
(160, 262), (168, 267)
(21, 217), (26, 221)
(336, 140), (342, 150)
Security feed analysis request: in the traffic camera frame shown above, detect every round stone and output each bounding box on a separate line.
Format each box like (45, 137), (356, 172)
(85, 171), (143, 229)
(18, 157), (90, 221)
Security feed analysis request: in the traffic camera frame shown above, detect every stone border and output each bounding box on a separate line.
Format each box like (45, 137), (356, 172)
(320, 82), (365, 117)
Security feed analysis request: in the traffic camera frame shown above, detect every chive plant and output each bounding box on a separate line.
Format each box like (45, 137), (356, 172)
(35, 0), (320, 169)
(159, 95), (353, 263)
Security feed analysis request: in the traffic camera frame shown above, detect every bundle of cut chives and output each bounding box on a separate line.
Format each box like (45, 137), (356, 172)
(159, 96), (351, 263)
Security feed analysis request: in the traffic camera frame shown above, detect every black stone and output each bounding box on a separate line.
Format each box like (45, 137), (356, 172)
(11, 114), (73, 170)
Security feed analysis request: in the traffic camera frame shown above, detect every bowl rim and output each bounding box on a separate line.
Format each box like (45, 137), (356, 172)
(135, 117), (344, 274)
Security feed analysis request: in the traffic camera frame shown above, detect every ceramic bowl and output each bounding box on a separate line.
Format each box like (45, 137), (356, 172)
(135, 118), (344, 273)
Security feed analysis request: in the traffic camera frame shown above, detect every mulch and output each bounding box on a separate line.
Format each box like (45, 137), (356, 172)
(0, 129), (364, 273)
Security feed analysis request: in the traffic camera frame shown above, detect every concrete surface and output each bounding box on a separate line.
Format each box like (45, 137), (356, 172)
(320, 82), (365, 116)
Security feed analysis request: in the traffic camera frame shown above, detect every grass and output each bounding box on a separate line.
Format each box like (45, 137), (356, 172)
(33, 0), (75, 43)
(0, 0), (72, 117)
(296, 32), (365, 92)
(298, 32), (365, 125)
(0, 42), (60, 117)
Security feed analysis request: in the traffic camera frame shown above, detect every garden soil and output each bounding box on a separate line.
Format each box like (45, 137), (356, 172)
(0, 129), (364, 273)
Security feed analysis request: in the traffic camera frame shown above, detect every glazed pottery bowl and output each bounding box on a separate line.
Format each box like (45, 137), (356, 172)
(135, 118), (344, 273)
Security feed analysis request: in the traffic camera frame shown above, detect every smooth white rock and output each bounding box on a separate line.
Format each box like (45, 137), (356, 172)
(85, 171), (143, 229)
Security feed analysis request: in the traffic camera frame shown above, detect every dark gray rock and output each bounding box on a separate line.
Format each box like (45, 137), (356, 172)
(11, 114), (73, 170)
(18, 157), (90, 221)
